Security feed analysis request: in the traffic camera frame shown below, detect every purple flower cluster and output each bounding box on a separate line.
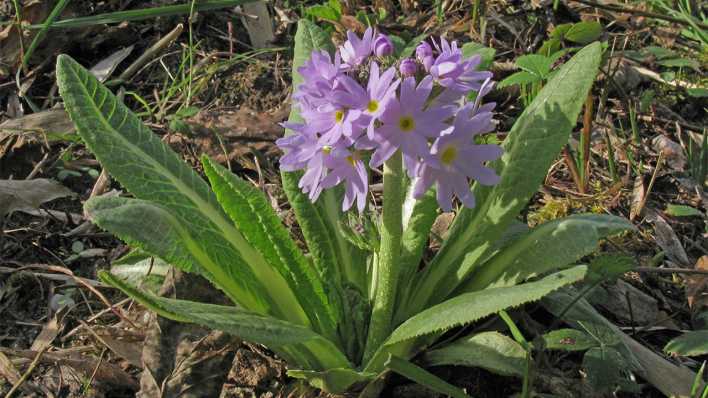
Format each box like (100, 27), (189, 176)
(278, 28), (502, 212)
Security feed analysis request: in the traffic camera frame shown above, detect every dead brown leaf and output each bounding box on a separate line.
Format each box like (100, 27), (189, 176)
(686, 256), (708, 322)
(629, 175), (645, 221)
(1, 348), (139, 390)
(84, 325), (144, 369)
(0, 178), (74, 217)
(30, 306), (69, 352)
(652, 135), (687, 172)
(652, 215), (691, 266)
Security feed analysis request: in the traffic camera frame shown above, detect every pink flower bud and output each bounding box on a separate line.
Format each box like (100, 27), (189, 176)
(373, 34), (393, 57)
(399, 58), (417, 76)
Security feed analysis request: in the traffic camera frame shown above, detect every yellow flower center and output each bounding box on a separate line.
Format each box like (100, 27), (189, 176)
(440, 146), (458, 165)
(367, 100), (379, 113)
(346, 151), (361, 167)
(322, 145), (332, 154)
(398, 116), (415, 132)
(335, 110), (345, 123)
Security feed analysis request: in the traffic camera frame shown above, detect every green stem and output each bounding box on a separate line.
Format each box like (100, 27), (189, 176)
(363, 150), (404, 363)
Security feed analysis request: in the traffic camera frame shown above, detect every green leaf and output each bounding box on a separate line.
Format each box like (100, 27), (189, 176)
(99, 271), (352, 370)
(657, 57), (700, 71)
(201, 157), (340, 343)
(385, 355), (469, 398)
(583, 346), (634, 393)
(497, 71), (540, 88)
(550, 23), (573, 40)
(409, 42), (603, 314)
(687, 88), (708, 98)
(111, 249), (169, 294)
(537, 38), (561, 56)
(388, 266), (586, 347)
(288, 368), (374, 394)
(57, 55), (306, 325)
(643, 46), (676, 60)
(515, 54), (553, 77)
(305, 3), (341, 21)
(461, 42), (496, 70)
(461, 214), (634, 291)
(424, 331), (527, 377)
(563, 21), (603, 44)
(666, 204), (702, 217)
(586, 253), (635, 283)
(541, 328), (598, 351)
(541, 290), (642, 370)
(665, 330), (708, 357)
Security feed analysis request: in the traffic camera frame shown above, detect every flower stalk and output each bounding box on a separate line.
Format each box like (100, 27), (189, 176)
(363, 149), (404, 363)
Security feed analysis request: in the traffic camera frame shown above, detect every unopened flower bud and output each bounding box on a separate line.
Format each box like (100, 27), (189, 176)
(415, 42), (433, 61)
(399, 58), (417, 76)
(373, 34), (393, 57)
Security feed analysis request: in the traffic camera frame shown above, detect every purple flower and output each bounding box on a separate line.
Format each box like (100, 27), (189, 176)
(399, 58), (417, 77)
(370, 76), (453, 169)
(276, 123), (334, 202)
(413, 102), (502, 211)
(340, 27), (375, 69)
(373, 33), (394, 57)
(429, 37), (493, 94)
(321, 148), (369, 212)
(363, 62), (400, 138)
(276, 122), (318, 172)
(294, 50), (343, 111)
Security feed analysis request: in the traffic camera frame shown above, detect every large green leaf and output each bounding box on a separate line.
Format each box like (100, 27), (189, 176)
(99, 271), (351, 371)
(57, 55), (306, 325)
(201, 157), (340, 343)
(423, 331), (527, 377)
(459, 214), (634, 291)
(408, 42), (603, 315)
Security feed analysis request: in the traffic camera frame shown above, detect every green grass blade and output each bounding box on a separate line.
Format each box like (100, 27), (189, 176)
(56, 54), (306, 326)
(100, 271), (352, 370)
(30, 0), (256, 30)
(202, 156), (340, 344)
(21, 0), (71, 71)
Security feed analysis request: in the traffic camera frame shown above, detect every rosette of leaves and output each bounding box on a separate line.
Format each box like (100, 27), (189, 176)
(56, 20), (632, 396)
